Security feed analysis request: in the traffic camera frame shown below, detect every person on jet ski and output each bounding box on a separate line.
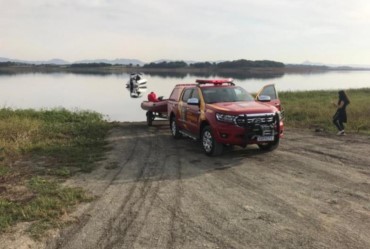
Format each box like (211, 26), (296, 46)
(129, 74), (142, 91)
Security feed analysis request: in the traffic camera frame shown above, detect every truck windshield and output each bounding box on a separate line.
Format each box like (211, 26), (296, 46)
(202, 87), (254, 104)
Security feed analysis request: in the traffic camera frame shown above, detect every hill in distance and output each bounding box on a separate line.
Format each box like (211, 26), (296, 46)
(0, 57), (145, 66)
(1, 57), (370, 69)
(74, 58), (145, 66)
(0, 57), (69, 65)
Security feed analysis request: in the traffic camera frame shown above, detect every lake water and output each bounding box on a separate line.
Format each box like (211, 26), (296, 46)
(1, 71), (370, 121)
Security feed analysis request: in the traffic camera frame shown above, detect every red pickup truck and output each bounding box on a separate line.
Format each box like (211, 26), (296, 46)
(167, 79), (284, 156)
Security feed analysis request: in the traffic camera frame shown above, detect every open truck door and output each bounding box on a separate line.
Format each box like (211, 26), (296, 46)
(256, 84), (282, 111)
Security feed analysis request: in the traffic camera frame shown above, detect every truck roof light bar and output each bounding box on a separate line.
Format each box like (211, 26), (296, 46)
(196, 78), (234, 86)
(174, 83), (197, 87)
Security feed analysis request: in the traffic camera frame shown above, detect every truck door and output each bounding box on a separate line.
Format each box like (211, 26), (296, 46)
(185, 88), (201, 136)
(178, 88), (193, 129)
(256, 84), (281, 111)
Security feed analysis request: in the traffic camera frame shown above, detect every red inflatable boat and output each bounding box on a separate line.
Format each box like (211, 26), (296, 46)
(140, 100), (168, 126)
(140, 100), (168, 113)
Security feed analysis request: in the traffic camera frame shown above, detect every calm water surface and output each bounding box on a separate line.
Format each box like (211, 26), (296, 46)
(1, 71), (370, 121)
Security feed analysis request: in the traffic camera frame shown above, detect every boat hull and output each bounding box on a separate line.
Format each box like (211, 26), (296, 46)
(141, 100), (168, 113)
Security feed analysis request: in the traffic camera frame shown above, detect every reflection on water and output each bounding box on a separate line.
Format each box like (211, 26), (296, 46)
(0, 68), (348, 81)
(144, 71), (188, 79)
(136, 71), (284, 80)
(211, 71), (284, 80)
(0, 71), (370, 122)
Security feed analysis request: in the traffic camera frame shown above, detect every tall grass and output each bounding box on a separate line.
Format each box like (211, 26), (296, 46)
(0, 108), (110, 168)
(280, 88), (370, 133)
(0, 108), (111, 236)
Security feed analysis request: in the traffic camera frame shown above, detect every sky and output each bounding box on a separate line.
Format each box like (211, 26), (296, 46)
(1, 0), (370, 65)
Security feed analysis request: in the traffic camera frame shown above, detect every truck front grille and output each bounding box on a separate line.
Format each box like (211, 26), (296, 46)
(235, 113), (275, 127)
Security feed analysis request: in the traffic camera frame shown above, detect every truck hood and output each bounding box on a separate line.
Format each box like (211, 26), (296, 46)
(207, 101), (277, 115)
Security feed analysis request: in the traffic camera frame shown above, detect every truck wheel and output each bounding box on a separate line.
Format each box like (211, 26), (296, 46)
(258, 137), (279, 151)
(170, 117), (181, 139)
(146, 111), (154, 126)
(202, 126), (223, 156)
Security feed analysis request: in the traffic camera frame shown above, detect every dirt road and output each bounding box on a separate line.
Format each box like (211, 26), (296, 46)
(40, 122), (370, 249)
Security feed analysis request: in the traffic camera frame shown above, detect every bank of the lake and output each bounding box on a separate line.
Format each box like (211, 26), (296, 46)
(0, 88), (369, 239)
(0, 108), (111, 238)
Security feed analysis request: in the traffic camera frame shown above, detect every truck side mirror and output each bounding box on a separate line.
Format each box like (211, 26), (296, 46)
(187, 98), (200, 105)
(257, 95), (271, 102)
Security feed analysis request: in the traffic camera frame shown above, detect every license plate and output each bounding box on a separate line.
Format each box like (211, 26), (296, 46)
(257, 136), (274, 142)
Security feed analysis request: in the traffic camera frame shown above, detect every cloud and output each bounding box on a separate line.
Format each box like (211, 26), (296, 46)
(1, 0), (370, 63)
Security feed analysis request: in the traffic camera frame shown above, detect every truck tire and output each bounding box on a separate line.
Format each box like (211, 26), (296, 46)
(202, 126), (223, 156)
(170, 116), (182, 139)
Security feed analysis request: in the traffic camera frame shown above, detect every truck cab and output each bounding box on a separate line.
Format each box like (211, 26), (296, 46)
(167, 79), (284, 156)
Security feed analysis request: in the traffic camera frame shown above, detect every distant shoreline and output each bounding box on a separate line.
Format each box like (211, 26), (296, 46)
(1, 64), (369, 76)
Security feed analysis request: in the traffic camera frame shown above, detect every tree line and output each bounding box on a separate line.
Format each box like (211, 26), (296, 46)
(1, 59), (285, 69)
(143, 59), (285, 69)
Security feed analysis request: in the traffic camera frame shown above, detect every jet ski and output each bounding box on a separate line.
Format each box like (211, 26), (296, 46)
(126, 73), (147, 98)
(126, 73), (147, 90)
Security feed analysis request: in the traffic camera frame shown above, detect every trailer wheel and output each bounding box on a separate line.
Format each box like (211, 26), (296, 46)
(146, 111), (154, 126)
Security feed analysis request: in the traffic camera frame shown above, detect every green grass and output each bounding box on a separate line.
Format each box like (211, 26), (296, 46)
(279, 88), (370, 134)
(0, 108), (110, 167)
(0, 177), (93, 238)
(0, 108), (111, 237)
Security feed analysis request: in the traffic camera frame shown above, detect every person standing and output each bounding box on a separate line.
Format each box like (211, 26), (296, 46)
(332, 90), (350, 135)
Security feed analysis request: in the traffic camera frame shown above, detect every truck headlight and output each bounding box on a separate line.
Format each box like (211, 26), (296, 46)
(216, 113), (237, 123)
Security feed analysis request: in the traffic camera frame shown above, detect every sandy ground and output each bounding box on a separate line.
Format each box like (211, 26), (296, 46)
(2, 121), (370, 249)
